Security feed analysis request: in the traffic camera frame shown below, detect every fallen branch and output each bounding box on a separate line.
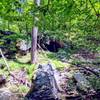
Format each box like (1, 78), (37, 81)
(82, 66), (100, 78)
(0, 48), (31, 88)
(37, 43), (47, 57)
(0, 49), (10, 73)
(73, 63), (100, 78)
(10, 73), (31, 87)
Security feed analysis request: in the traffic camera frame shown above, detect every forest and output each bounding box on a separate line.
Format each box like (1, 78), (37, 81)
(0, 0), (100, 100)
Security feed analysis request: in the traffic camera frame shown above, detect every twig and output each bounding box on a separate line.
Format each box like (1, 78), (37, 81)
(37, 43), (48, 57)
(0, 49), (10, 73)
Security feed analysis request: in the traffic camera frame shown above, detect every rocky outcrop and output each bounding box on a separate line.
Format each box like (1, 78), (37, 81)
(25, 63), (64, 100)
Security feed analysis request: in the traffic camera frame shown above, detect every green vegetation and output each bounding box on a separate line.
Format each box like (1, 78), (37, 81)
(0, 0), (100, 52)
(0, 0), (100, 96)
(0, 52), (68, 93)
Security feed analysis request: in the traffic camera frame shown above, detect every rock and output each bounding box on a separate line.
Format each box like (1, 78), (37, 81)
(0, 89), (19, 100)
(4, 50), (16, 59)
(93, 68), (100, 73)
(0, 64), (5, 69)
(0, 75), (6, 87)
(73, 72), (91, 91)
(19, 40), (31, 51)
(16, 40), (31, 51)
(16, 40), (31, 56)
(25, 63), (63, 100)
(0, 30), (15, 35)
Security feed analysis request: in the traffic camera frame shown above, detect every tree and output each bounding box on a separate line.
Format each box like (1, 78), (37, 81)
(0, 0), (99, 55)
(31, 0), (41, 64)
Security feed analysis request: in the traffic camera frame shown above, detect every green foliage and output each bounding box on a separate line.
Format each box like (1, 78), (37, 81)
(18, 85), (29, 93)
(0, 1), (99, 77)
(0, 0), (99, 52)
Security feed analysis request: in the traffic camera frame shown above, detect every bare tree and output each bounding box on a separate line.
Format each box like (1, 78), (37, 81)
(31, 0), (40, 64)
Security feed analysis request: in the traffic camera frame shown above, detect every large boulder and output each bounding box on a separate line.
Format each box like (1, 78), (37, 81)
(16, 39), (31, 55)
(25, 63), (63, 100)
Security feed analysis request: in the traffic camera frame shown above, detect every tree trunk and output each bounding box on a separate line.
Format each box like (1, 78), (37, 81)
(31, 0), (40, 64)
(31, 27), (38, 64)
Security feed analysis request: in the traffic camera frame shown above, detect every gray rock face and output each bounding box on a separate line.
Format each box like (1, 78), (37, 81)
(0, 89), (18, 100)
(74, 72), (91, 91)
(19, 40), (31, 51)
(25, 63), (61, 100)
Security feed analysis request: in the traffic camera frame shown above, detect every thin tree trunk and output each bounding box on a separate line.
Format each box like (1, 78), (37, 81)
(31, 0), (41, 64)
(31, 27), (38, 64)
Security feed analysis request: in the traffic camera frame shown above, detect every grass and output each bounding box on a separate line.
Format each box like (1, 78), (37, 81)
(0, 51), (68, 76)
(0, 51), (70, 93)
